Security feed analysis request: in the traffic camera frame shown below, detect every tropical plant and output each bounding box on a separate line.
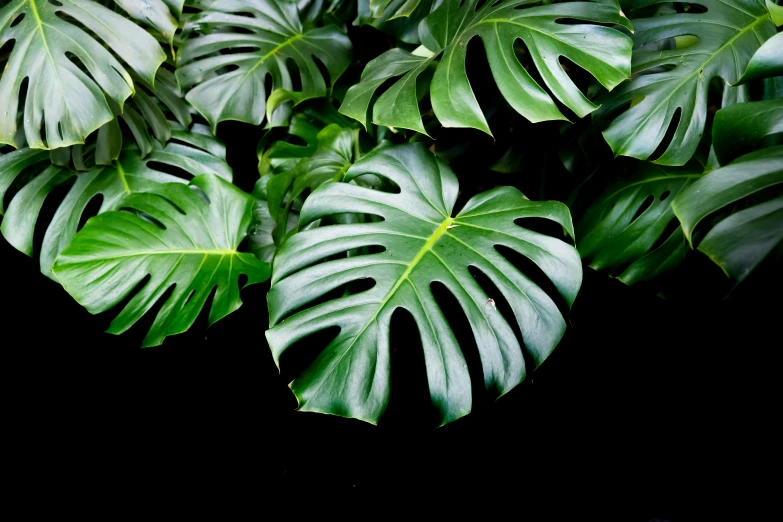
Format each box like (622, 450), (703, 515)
(1, 0), (780, 427)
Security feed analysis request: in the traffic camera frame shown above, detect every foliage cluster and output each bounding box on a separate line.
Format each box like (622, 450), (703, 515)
(1, 0), (780, 426)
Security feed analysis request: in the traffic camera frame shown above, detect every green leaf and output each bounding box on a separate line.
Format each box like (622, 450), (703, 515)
(176, 0), (352, 131)
(114, 0), (182, 46)
(370, 0), (423, 19)
(340, 0), (633, 135)
(0, 124), (231, 278)
(766, 0), (783, 26)
(266, 144), (582, 426)
(0, 0), (166, 149)
(267, 124), (356, 228)
(672, 146), (783, 281)
(736, 32), (783, 85)
(53, 174), (270, 348)
(713, 98), (783, 166)
(576, 161), (701, 284)
(355, 0), (437, 44)
(248, 180), (299, 263)
(597, 0), (777, 166)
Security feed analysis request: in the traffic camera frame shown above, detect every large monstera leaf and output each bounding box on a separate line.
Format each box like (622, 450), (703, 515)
(0, 0), (166, 149)
(0, 124), (231, 278)
(266, 144), (582, 426)
(577, 161), (702, 285)
(340, 0), (633, 135)
(673, 145), (783, 283)
(597, 0), (778, 166)
(53, 174), (270, 347)
(176, 0), (352, 131)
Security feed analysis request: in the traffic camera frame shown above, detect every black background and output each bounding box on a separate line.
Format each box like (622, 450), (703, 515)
(1, 5), (780, 520)
(3, 121), (779, 519)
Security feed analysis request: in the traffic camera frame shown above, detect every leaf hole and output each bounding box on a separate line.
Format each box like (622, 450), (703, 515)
(475, 0), (491, 11)
(674, 3), (708, 14)
(238, 273), (248, 289)
(494, 244), (571, 320)
(78, 194), (104, 232)
(660, 190), (671, 201)
(285, 58), (303, 92)
(31, 174), (76, 259)
(215, 63), (240, 76)
(381, 307), (435, 428)
(151, 193), (187, 215)
(48, 0), (63, 6)
(430, 281), (490, 403)
(264, 72), (274, 98)
(649, 219), (682, 252)
(647, 107), (681, 162)
(277, 326), (341, 384)
(120, 208), (167, 230)
(312, 55), (331, 89)
(514, 216), (567, 241)
(146, 161), (195, 182)
(554, 18), (621, 29)
(466, 265), (531, 369)
(558, 56), (591, 98)
(10, 13), (25, 27)
(630, 194), (655, 223)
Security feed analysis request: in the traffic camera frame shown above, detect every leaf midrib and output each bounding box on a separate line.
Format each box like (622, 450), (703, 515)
(615, 13), (771, 152)
(307, 215), (455, 391)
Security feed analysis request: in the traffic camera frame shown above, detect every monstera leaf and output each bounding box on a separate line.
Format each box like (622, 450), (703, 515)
(53, 174), (270, 347)
(597, 0), (778, 166)
(176, 0), (352, 131)
(0, 124), (231, 277)
(737, 32), (783, 84)
(114, 0), (183, 47)
(577, 161), (702, 284)
(0, 0), (166, 149)
(712, 98), (783, 165)
(673, 145), (783, 283)
(340, 0), (633, 135)
(357, 0), (437, 43)
(266, 144), (582, 426)
(369, 0), (423, 18)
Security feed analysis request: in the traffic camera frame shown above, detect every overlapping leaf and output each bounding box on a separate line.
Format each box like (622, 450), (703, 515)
(267, 144), (582, 426)
(737, 32), (783, 84)
(0, 124), (231, 277)
(176, 0), (352, 131)
(597, 0), (777, 165)
(340, 0), (633, 135)
(577, 161), (701, 284)
(712, 98), (783, 165)
(673, 145), (783, 282)
(0, 0), (166, 149)
(53, 174), (270, 347)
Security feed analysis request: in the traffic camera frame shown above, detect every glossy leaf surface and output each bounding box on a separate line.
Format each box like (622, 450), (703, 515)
(712, 98), (783, 165)
(598, 0), (777, 165)
(267, 144), (582, 426)
(0, 0), (166, 148)
(577, 161), (701, 284)
(0, 124), (231, 278)
(53, 174), (270, 347)
(737, 32), (783, 84)
(340, 0), (633, 134)
(176, 0), (352, 130)
(672, 146), (783, 281)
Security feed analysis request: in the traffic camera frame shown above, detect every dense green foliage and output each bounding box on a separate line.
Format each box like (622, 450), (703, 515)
(1, 0), (780, 426)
